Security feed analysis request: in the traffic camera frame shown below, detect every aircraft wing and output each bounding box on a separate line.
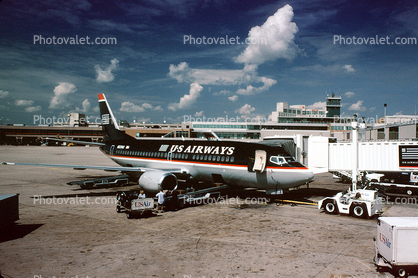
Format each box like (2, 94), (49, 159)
(1, 162), (183, 173)
(46, 137), (106, 146)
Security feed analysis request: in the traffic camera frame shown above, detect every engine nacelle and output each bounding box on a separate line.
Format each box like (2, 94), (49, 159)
(138, 171), (178, 193)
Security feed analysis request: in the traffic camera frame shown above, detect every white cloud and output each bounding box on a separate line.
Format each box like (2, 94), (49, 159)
(120, 101), (160, 113)
(236, 77), (277, 95)
(168, 82), (203, 111)
(95, 58), (119, 83)
(236, 104), (255, 115)
(120, 102), (146, 112)
(0, 90), (9, 98)
(235, 4), (299, 65)
(168, 62), (252, 86)
(82, 99), (91, 112)
(25, 106), (42, 112)
(141, 103), (153, 109)
(168, 62), (191, 83)
(345, 91), (355, 98)
(349, 100), (367, 111)
(306, 101), (326, 110)
(213, 90), (232, 96)
(75, 99), (91, 113)
(49, 82), (77, 109)
(342, 64), (355, 73)
(194, 111), (204, 117)
(168, 62), (277, 96)
(228, 95), (238, 102)
(15, 99), (34, 106)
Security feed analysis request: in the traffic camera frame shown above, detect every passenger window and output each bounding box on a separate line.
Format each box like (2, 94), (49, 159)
(226, 157), (230, 162)
(231, 157), (234, 162)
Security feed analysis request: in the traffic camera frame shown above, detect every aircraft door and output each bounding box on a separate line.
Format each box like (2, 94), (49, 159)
(253, 150), (267, 173)
(167, 151), (173, 161)
(110, 145), (115, 155)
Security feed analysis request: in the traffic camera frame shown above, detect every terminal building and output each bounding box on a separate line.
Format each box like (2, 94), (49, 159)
(1, 95), (417, 145)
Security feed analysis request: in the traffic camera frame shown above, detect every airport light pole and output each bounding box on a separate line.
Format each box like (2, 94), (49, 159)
(351, 114), (359, 192)
(384, 103), (387, 140)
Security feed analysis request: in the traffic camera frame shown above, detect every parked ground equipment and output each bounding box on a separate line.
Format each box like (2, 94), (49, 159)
(318, 189), (382, 218)
(374, 217), (418, 277)
(116, 191), (154, 219)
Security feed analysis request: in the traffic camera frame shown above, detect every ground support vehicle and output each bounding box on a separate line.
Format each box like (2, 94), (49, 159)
(318, 189), (382, 218)
(68, 174), (130, 189)
(0, 194), (19, 227)
(116, 192), (154, 219)
(176, 184), (229, 208)
(374, 217), (418, 277)
(368, 181), (418, 196)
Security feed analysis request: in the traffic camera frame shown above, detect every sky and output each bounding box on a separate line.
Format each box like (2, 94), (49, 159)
(0, 0), (417, 125)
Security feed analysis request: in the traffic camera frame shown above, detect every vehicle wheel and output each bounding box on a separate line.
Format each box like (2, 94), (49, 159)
(324, 200), (338, 214)
(351, 203), (367, 218)
(126, 213), (133, 219)
(395, 267), (409, 278)
(178, 199), (186, 209)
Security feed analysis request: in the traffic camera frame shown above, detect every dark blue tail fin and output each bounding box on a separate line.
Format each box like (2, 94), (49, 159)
(98, 94), (131, 142)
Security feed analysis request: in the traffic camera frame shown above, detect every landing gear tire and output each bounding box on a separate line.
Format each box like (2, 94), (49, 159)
(324, 200), (338, 214)
(395, 267), (409, 278)
(351, 203), (367, 218)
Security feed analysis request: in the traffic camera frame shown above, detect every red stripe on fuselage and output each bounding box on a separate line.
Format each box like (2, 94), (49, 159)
(108, 155), (309, 170)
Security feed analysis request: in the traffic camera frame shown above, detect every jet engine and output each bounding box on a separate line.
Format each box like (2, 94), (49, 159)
(138, 171), (178, 193)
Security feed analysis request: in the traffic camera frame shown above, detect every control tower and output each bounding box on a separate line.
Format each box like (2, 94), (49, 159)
(326, 94), (341, 118)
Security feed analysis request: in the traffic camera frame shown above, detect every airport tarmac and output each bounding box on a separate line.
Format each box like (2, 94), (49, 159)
(1, 145), (417, 278)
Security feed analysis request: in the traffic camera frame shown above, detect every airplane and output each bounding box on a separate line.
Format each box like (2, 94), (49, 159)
(3, 93), (314, 195)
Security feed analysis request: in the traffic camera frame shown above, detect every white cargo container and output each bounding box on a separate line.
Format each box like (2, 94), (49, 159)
(375, 217), (418, 277)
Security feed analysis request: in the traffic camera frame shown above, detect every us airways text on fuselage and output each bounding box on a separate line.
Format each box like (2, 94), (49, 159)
(168, 145), (235, 155)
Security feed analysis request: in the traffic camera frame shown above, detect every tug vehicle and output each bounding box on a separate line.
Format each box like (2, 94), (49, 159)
(319, 115), (383, 219)
(318, 189), (382, 218)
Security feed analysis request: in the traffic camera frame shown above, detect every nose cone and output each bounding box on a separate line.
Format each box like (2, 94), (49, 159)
(305, 170), (314, 182)
(293, 170), (314, 186)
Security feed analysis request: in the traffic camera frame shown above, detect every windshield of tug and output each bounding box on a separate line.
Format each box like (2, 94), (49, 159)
(269, 155), (304, 167)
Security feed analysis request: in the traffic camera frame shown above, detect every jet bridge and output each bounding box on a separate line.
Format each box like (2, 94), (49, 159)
(306, 137), (418, 173)
(328, 141), (418, 172)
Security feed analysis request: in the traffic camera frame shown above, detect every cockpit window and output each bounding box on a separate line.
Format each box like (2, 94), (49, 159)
(270, 156), (287, 165)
